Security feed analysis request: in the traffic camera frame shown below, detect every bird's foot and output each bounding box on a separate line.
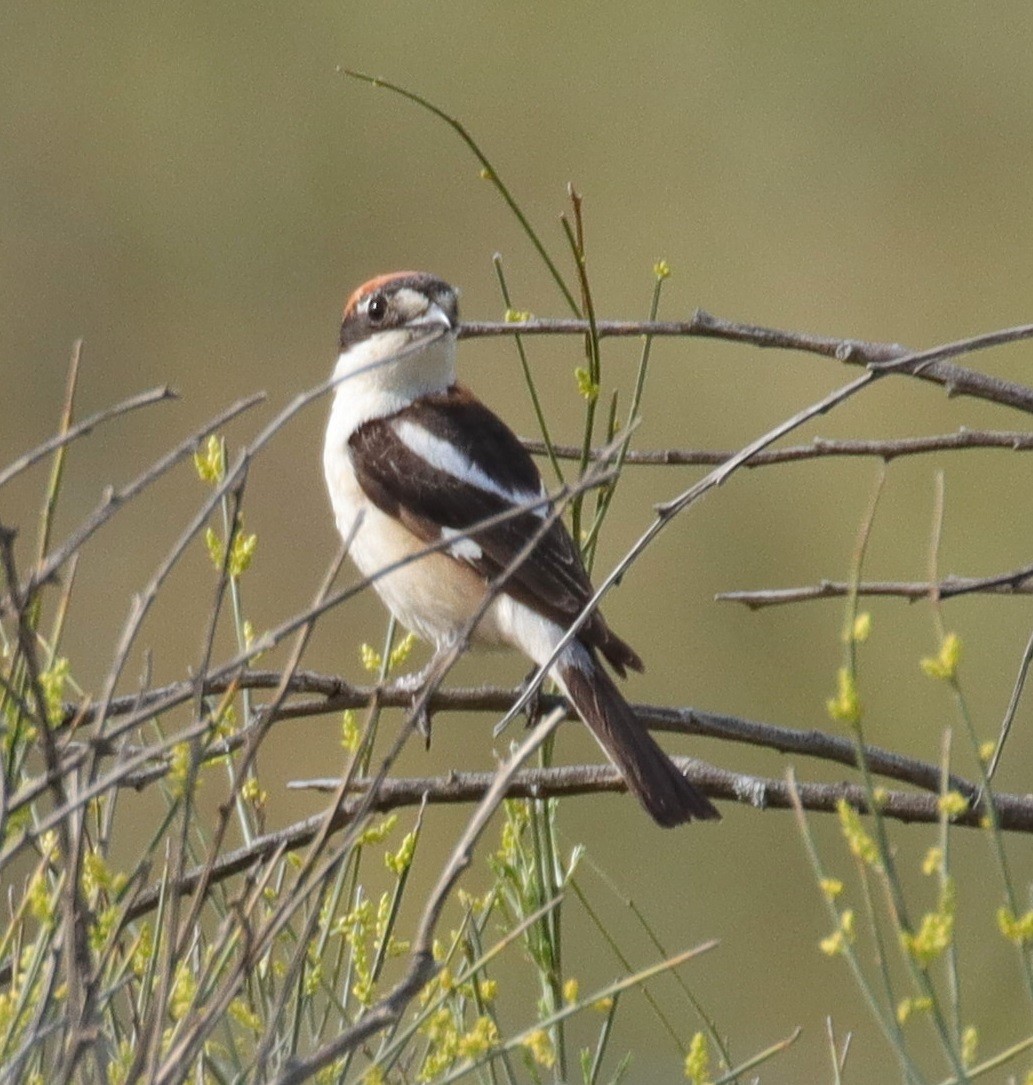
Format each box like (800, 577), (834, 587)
(519, 667), (546, 730)
(384, 661), (439, 748)
(385, 663), (433, 696)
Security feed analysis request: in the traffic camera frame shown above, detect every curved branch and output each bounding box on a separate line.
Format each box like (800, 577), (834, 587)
(461, 315), (1033, 417)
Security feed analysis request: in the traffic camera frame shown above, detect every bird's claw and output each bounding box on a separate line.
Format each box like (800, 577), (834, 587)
(383, 666), (436, 747)
(411, 694), (433, 748)
(519, 667), (546, 729)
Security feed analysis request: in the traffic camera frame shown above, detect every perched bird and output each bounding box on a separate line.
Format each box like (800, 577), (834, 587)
(322, 271), (719, 827)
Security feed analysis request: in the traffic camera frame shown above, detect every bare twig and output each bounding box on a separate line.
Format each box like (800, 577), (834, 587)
(286, 759), (1009, 831)
(118, 754), (1033, 931)
(461, 315), (1033, 416)
(988, 629), (1033, 780)
(8, 670), (968, 816)
(2, 392), (265, 612)
(0, 385), (175, 490)
(719, 565), (1033, 609)
(524, 429), (1033, 468)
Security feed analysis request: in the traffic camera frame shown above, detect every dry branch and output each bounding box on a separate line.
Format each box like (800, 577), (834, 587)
(461, 314), (1033, 416)
(525, 429), (1033, 468)
(719, 566), (1033, 609)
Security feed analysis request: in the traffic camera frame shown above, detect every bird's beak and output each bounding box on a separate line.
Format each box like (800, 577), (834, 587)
(410, 301), (454, 333)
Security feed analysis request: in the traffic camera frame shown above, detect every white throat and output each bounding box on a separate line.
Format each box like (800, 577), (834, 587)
(327, 329), (457, 439)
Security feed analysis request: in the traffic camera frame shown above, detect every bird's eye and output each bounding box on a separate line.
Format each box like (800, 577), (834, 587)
(366, 293), (388, 323)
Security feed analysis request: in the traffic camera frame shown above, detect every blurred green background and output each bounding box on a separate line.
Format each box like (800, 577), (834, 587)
(5, 2), (1033, 1080)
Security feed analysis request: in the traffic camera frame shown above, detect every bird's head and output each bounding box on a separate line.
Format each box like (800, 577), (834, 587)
(331, 271), (460, 426)
(340, 271), (458, 351)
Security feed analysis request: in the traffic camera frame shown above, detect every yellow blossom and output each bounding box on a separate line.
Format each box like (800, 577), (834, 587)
(106, 1040), (135, 1085)
(39, 657), (70, 726)
(921, 632), (961, 681)
(228, 529), (257, 577)
(820, 878), (844, 901)
(849, 612), (872, 643)
(340, 710), (360, 752)
(386, 830), (416, 875)
(897, 996), (932, 1025)
(684, 1031), (710, 1084)
(131, 924), (154, 977)
(203, 523), (257, 576)
(389, 632), (417, 670)
(27, 868), (54, 922)
(901, 908), (953, 967)
(169, 963), (196, 1020)
(360, 643), (382, 673)
(922, 847), (943, 876)
(961, 1025), (978, 1068)
(521, 1029), (556, 1069)
(88, 905), (119, 951)
(194, 435), (225, 484)
(358, 815), (397, 847)
(169, 743), (194, 796)
(819, 910), (855, 956)
(575, 367), (599, 403)
(457, 1016), (499, 1058)
(998, 906), (1033, 945)
(937, 791), (969, 818)
(241, 777), (267, 808)
(229, 998), (262, 1033)
(837, 800), (879, 866)
(827, 667), (861, 726)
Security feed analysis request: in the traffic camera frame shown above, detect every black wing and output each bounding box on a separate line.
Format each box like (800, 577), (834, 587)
(348, 384), (641, 674)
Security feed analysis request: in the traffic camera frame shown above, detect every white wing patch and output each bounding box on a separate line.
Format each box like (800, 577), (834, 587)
(393, 419), (547, 515)
(442, 525), (483, 562)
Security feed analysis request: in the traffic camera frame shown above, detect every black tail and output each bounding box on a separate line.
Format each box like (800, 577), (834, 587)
(559, 657), (720, 827)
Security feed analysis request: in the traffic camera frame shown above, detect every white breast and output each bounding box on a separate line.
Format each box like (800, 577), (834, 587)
(322, 359), (500, 650)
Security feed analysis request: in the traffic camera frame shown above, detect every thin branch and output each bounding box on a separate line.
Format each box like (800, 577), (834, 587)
(2, 392), (265, 612)
(719, 566), (1033, 609)
(988, 628), (1033, 780)
(523, 429), (1033, 468)
(0, 385), (176, 490)
(287, 759), (1007, 831)
(460, 314), (1033, 417)
(118, 756), (1033, 930)
(19, 670), (971, 813)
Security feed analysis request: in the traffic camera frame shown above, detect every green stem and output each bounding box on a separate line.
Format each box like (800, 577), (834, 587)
(344, 70), (579, 315)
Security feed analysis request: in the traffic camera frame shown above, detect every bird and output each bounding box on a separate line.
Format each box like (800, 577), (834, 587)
(322, 271), (720, 827)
